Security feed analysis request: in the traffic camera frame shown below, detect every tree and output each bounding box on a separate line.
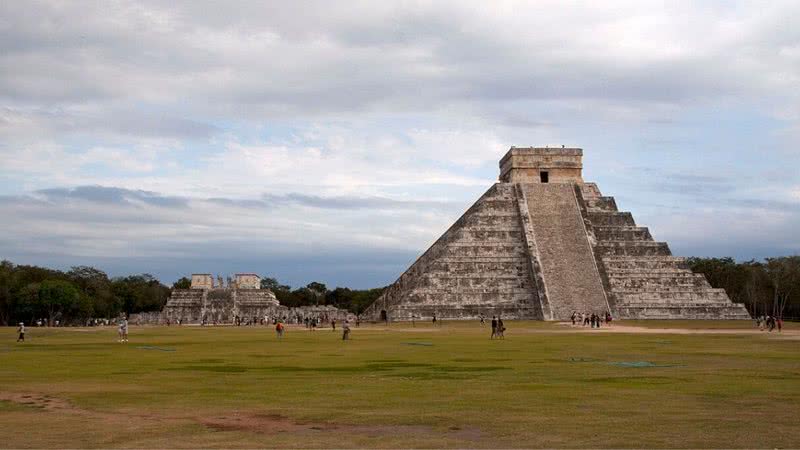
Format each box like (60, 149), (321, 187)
(0, 260), (14, 325)
(764, 256), (800, 319)
(37, 280), (86, 323)
(172, 277), (192, 289)
(260, 277), (290, 292)
(306, 282), (328, 305)
(111, 274), (170, 315)
(68, 266), (116, 317)
(14, 282), (40, 324)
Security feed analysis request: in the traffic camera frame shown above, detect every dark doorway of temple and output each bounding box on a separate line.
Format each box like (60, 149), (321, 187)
(380, 310), (388, 322)
(540, 171), (549, 183)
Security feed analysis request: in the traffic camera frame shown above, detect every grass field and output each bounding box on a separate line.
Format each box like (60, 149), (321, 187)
(1, 321), (798, 448)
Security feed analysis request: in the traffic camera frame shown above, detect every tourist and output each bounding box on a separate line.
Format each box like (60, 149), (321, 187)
(497, 317), (505, 339)
(118, 319), (125, 342)
(605, 311), (612, 326)
(583, 313), (590, 326)
(16, 322), (25, 342)
(767, 315), (775, 332)
(432, 313), (437, 326)
(342, 319), (351, 340)
(479, 314), (485, 326)
(275, 321), (284, 339)
(331, 319), (336, 331)
(571, 311), (577, 326)
(491, 315), (498, 339)
(122, 318), (129, 343)
(355, 316), (360, 327)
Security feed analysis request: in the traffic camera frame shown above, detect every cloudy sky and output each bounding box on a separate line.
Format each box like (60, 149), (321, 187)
(1, 1), (799, 288)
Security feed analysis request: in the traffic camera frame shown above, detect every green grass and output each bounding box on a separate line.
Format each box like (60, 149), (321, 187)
(0, 321), (797, 448)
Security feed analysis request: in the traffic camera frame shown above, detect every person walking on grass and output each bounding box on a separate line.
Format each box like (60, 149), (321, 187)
(118, 318), (125, 342)
(571, 311), (577, 326)
(491, 315), (498, 339)
(17, 322), (25, 342)
(432, 313), (437, 326)
(275, 321), (284, 339)
(342, 319), (351, 340)
(497, 317), (505, 339)
(479, 314), (485, 326)
(121, 318), (129, 343)
(331, 319), (336, 331)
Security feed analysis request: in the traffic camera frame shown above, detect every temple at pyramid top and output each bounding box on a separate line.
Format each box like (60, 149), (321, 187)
(499, 146), (584, 184)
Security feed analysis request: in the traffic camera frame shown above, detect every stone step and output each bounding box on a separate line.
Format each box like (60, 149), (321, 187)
(602, 256), (689, 271)
(613, 288), (730, 303)
(443, 245), (528, 258)
(417, 276), (534, 290)
(405, 291), (538, 306)
(616, 304), (751, 320)
(595, 241), (671, 257)
(389, 305), (543, 320)
(469, 198), (518, 215)
(593, 226), (652, 242)
(608, 273), (711, 289)
(463, 215), (522, 227)
(580, 183), (603, 199)
(585, 196), (618, 212)
(452, 229), (523, 242)
(429, 257), (529, 264)
(588, 211), (636, 227)
(426, 261), (531, 276)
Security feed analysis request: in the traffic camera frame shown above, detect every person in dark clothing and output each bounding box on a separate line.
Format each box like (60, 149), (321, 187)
(571, 311), (576, 325)
(432, 313), (437, 325)
(497, 317), (505, 339)
(491, 316), (498, 339)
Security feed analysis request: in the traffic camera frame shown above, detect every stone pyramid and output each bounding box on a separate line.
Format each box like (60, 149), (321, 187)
(364, 147), (750, 321)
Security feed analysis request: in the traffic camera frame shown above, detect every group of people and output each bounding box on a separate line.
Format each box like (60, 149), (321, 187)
(755, 315), (783, 332)
(490, 316), (506, 339)
(273, 319), (352, 340)
(570, 311), (612, 328)
(29, 318), (60, 327)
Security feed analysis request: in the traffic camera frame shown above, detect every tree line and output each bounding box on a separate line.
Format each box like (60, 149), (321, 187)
(0, 260), (385, 326)
(0, 261), (170, 326)
(687, 256), (800, 319)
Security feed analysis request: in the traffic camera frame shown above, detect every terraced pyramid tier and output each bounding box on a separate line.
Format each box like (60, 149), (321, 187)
(580, 184), (750, 320)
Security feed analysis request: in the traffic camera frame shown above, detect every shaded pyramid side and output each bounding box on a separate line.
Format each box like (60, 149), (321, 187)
(580, 183), (751, 319)
(364, 183), (543, 320)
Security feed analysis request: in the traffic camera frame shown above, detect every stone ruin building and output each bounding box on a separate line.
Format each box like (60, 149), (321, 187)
(364, 146), (750, 321)
(132, 272), (354, 325)
(164, 273), (282, 324)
